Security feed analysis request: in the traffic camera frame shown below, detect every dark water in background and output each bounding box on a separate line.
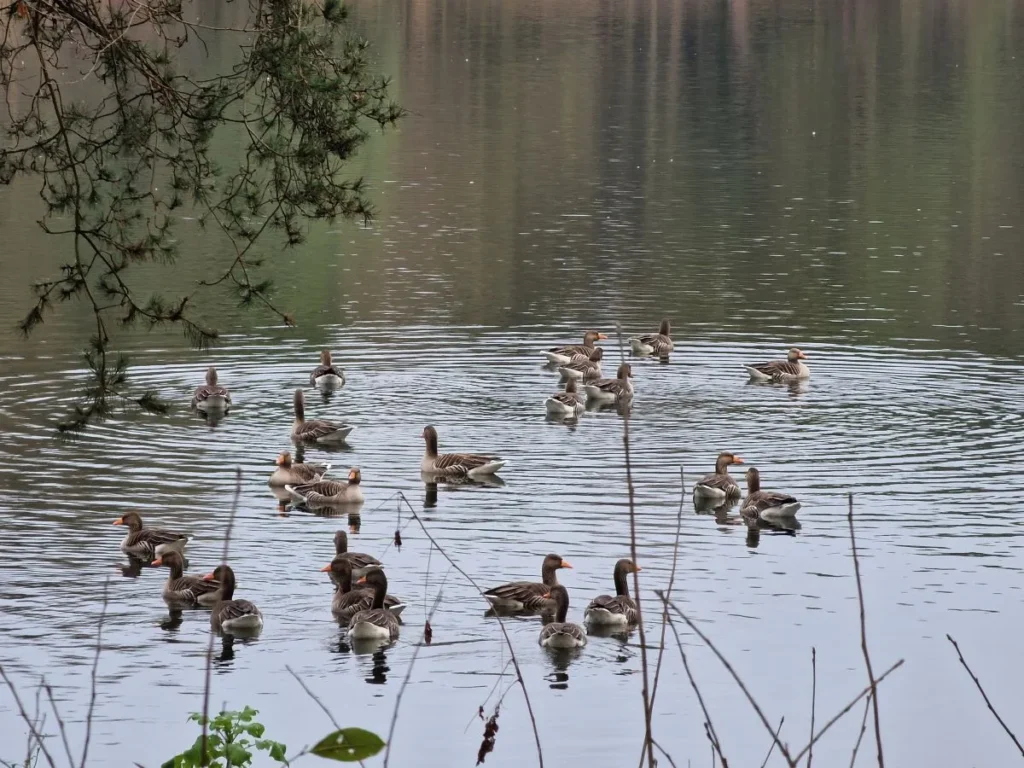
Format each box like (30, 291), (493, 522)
(2, 1), (1024, 766)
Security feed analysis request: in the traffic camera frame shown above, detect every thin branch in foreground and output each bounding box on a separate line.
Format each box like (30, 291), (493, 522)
(613, 323), (653, 768)
(662, 608), (728, 768)
(848, 494), (884, 768)
(79, 577), (108, 768)
(383, 572), (450, 767)
(808, 647), (816, 768)
(649, 465), (686, 713)
(848, 693), (873, 768)
(201, 467), (243, 765)
(659, 594), (794, 767)
(790, 660), (904, 766)
(760, 717), (785, 768)
(42, 681), (76, 768)
(0, 666), (58, 768)
(285, 666), (340, 730)
(947, 634), (1024, 757)
(397, 493), (544, 768)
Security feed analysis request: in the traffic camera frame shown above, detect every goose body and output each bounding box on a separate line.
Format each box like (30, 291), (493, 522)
(743, 348), (810, 382)
(693, 452), (744, 500)
(558, 347), (603, 381)
(421, 425), (505, 477)
(741, 468), (801, 520)
(152, 552), (221, 606)
(291, 389), (353, 444)
(629, 319), (674, 357)
(545, 378), (585, 417)
(191, 367), (231, 411)
(539, 585), (587, 648)
(113, 512), (189, 559)
(286, 469), (364, 505)
(584, 559), (641, 626)
(310, 349), (345, 388)
(323, 559), (406, 621)
(484, 554), (570, 611)
(204, 565), (263, 633)
(268, 451), (330, 487)
(347, 568), (400, 642)
(584, 363), (633, 403)
(544, 331), (608, 366)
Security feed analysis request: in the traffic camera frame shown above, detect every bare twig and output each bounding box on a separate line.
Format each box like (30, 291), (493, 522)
(201, 467), (242, 765)
(848, 494), (884, 767)
(662, 608), (728, 767)
(42, 681), (75, 768)
(760, 717), (785, 768)
(791, 660), (904, 765)
(285, 666), (340, 730)
(0, 666), (58, 768)
(383, 573), (450, 767)
(398, 494), (544, 768)
(79, 578), (108, 768)
(651, 738), (679, 768)
(947, 634), (1024, 757)
(659, 593), (794, 766)
(649, 466), (685, 712)
(848, 693), (873, 768)
(614, 323), (653, 768)
(807, 648), (816, 768)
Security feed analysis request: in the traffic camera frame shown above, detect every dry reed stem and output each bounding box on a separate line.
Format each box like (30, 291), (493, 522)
(613, 323), (654, 768)
(790, 660), (903, 765)
(285, 666), (341, 730)
(847, 494), (884, 767)
(848, 693), (873, 768)
(760, 717), (785, 768)
(947, 634), (1024, 757)
(662, 607), (728, 767)
(807, 648), (816, 768)
(398, 493), (544, 768)
(201, 467), (242, 766)
(660, 594), (795, 766)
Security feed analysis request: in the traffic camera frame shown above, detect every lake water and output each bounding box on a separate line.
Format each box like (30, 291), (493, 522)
(2, 1), (1024, 766)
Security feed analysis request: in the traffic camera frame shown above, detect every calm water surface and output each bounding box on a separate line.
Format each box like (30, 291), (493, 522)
(2, 2), (1024, 767)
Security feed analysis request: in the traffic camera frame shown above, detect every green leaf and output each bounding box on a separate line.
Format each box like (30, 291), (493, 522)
(310, 728), (386, 762)
(224, 741), (252, 766)
(241, 721), (266, 738)
(255, 739), (288, 763)
(238, 706), (258, 722)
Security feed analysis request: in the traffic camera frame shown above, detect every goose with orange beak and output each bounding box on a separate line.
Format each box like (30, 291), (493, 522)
(743, 348), (810, 382)
(285, 468), (364, 505)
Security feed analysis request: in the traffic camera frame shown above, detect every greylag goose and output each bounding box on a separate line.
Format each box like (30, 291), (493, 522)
(544, 331), (608, 366)
(322, 559), (406, 620)
(583, 559), (641, 626)
(309, 349), (345, 388)
(268, 451), (331, 487)
(203, 565), (263, 633)
(584, 363), (633, 404)
(484, 554), (571, 610)
(545, 378), (585, 418)
(291, 389), (353, 444)
(741, 467), (801, 520)
(629, 319), (674, 357)
(558, 347), (603, 381)
(152, 551), (221, 606)
(286, 468), (364, 505)
(421, 425), (505, 477)
(191, 367), (231, 411)
(693, 452), (745, 501)
(326, 530), (380, 580)
(743, 348), (809, 382)
(113, 512), (189, 559)
(538, 585), (587, 648)
(348, 568), (400, 642)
